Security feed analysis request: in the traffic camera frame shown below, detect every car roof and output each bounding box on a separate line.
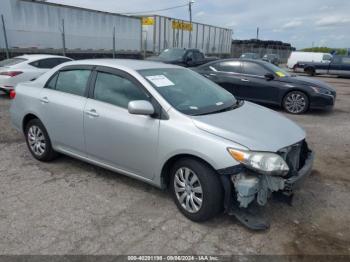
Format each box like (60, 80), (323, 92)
(201, 58), (266, 65)
(60, 59), (182, 70)
(15, 54), (71, 61)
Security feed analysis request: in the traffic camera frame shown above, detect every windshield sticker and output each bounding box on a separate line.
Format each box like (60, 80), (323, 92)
(190, 106), (199, 110)
(146, 75), (175, 87)
(275, 71), (286, 77)
(216, 102), (224, 106)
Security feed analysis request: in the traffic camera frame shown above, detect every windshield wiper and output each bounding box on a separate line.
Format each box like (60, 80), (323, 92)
(194, 100), (243, 116)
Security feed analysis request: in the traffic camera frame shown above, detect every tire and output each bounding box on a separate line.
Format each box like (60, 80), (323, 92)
(170, 158), (223, 222)
(25, 118), (58, 161)
(305, 67), (315, 76)
(283, 91), (309, 114)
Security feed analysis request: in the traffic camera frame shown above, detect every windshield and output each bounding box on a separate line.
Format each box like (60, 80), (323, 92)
(0, 58), (27, 67)
(159, 49), (186, 61)
(264, 62), (291, 77)
(138, 68), (237, 116)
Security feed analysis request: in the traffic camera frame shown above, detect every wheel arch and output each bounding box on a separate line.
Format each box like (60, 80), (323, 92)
(22, 113), (40, 133)
(281, 88), (311, 107)
(304, 66), (316, 75)
(160, 153), (217, 189)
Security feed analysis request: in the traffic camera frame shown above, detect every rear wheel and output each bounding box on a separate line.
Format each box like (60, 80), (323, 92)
(170, 158), (223, 222)
(283, 91), (309, 114)
(305, 67), (315, 76)
(25, 119), (58, 161)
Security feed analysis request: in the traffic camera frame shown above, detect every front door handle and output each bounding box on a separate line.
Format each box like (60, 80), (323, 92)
(241, 78), (249, 82)
(85, 109), (99, 117)
(204, 73), (217, 78)
(40, 97), (49, 104)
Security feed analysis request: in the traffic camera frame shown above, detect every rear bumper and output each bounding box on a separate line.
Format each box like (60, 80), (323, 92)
(0, 85), (14, 91)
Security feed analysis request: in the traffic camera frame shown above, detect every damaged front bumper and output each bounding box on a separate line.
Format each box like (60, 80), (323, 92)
(218, 149), (314, 210)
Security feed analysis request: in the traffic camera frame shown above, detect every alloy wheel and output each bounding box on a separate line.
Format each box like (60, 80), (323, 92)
(285, 93), (307, 114)
(174, 167), (203, 213)
(27, 125), (46, 156)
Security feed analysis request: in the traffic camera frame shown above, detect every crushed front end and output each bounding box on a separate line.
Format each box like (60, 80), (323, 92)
(218, 140), (314, 230)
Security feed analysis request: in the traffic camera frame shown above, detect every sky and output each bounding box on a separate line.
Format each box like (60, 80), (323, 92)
(48, 0), (350, 49)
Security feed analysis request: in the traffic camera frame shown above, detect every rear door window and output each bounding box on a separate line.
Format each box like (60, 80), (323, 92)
(55, 70), (91, 96)
(30, 58), (71, 69)
(242, 62), (269, 76)
(218, 61), (242, 73)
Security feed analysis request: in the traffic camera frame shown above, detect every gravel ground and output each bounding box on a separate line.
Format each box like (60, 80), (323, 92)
(0, 75), (349, 255)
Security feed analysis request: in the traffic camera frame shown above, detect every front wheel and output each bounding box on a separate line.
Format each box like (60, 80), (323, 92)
(283, 91), (309, 114)
(170, 159), (223, 222)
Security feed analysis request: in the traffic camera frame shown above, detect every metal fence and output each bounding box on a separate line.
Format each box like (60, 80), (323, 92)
(231, 40), (295, 63)
(142, 15), (233, 56)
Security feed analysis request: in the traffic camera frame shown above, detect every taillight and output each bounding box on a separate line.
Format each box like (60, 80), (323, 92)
(9, 90), (16, 99)
(0, 71), (23, 77)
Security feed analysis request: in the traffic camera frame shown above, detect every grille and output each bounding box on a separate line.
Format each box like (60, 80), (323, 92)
(279, 140), (308, 177)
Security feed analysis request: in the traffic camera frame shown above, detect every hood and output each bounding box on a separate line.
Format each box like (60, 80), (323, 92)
(191, 102), (305, 152)
(279, 75), (336, 92)
(146, 56), (184, 64)
(146, 56), (164, 62)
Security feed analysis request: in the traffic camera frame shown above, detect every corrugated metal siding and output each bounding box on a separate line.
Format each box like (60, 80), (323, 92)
(142, 15), (232, 55)
(0, 0), (141, 51)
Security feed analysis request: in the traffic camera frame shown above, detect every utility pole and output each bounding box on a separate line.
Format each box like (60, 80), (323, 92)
(188, 0), (195, 48)
(256, 27), (259, 40)
(112, 26), (116, 58)
(61, 19), (66, 56)
(1, 14), (9, 59)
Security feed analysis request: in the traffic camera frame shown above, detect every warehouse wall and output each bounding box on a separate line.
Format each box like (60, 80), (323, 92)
(0, 0), (141, 53)
(142, 15), (232, 55)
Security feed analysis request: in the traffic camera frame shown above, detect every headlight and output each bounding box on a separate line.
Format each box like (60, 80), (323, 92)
(227, 148), (289, 176)
(310, 86), (331, 95)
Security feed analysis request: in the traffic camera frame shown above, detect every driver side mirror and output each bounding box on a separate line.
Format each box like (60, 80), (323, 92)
(128, 100), (154, 115)
(264, 73), (275, 81)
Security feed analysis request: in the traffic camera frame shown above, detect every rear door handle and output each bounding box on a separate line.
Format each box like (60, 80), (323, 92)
(85, 109), (99, 117)
(40, 97), (49, 103)
(241, 78), (249, 82)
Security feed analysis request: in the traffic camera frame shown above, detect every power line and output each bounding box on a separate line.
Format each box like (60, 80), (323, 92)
(121, 3), (189, 15)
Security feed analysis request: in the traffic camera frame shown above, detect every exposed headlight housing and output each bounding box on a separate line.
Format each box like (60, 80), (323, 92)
(227, 148), (289, 176)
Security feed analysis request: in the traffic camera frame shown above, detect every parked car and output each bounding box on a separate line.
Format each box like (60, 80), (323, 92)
(0, 54), (72, 93)
(10, 59), (314, 230)
(262, 54), (280, 65)
(146, 48), (217, 67)
(240, 53), (259, 59)
(295, 55), (350, 77)
(287, 51), (332, 70)
(194, 59), (336, 114)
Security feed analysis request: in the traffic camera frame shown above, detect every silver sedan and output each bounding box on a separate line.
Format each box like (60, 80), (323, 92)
(10, 59), (313, 228)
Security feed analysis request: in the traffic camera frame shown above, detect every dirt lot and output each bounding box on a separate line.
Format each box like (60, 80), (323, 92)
(0, 75), (349, 255)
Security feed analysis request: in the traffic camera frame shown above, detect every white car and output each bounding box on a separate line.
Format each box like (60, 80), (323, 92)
(0, 54), (72, 93)
(287, 51), (332, 70)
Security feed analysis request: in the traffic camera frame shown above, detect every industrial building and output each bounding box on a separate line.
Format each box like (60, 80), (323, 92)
(231, 39), (295, 63)
(141, 15), (232, 56)
(0, 0), (232, 60)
